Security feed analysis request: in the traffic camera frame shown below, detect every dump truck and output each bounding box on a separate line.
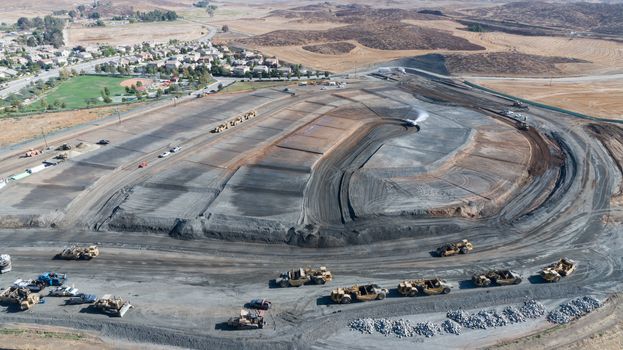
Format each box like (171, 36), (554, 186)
(330, 284), (388, 304)
(436, 239), (473, 257)
(0, 286), (40, 310)
(228, 309), (266, 329)
(540, 258), (577, 282)
(0, 254), (11, 274)
(38, 272), (67, 286)
(472, 270), (522, 287)
(93, 294), (133, 317)
(276, 266), (333, 287)
(55, 245), (99, 260)
(398, 278), (451, 296)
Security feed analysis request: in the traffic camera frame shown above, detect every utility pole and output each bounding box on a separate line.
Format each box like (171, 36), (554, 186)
(116, 108), (121, 125)
(40, 127), (48, 149)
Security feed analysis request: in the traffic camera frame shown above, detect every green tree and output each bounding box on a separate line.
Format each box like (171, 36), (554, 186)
(104, 87), (110, 96)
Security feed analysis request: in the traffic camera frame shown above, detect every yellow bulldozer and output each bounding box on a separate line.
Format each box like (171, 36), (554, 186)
(275, 266), (332, 287)
(540, 258), (576, 282)
(55, 245), (100, 260)
(436, 239), (474, 257)
(0, 286), (40, 310)
(398, 278), (451, 296)
(93, 295), (133, 317)
(330, 284), (388, 304)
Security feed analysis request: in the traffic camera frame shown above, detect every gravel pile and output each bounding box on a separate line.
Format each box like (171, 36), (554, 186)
(446, 310), (470, 324)
(547, 296), (601, 324)
(348, 318), (375, 334)
(520, 299), (546, 318)
(374, 318), (394, 336)
(441, 320), (461, 335)
(502, 306), (526, 323)
(414, 322), (441, 337)
(392, 319), (416, 338)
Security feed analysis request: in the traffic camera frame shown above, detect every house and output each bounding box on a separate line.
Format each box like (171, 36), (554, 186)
(265, 57), (279, 67)
(165, 59), (181, 70)
(277, 66), (292, 75)
(53, 57), (67, 66)
(77, 52), (93, 60)
(232, 65), (249, 76)
(232, 59), (247, 66)
(184, 52), (200, 63)
(252, 65), (269, 74)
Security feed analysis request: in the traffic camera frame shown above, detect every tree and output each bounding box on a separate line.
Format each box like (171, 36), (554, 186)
(89, 12), (101, 20)
(95, 64), (102, 73)
(222, 25), (229, 33)
(217, 83), (223, 91)
(17, 17), (32, 30)
(104, 87), (110, 96)
(324, 71), (329, 78)
(156, 88), (163, 98)
(136, 81), (143, 87)
(26, 36), (37, 47)
(68, 10), (77, 19)
(39, 99), (48, 110)
(61, 102), (66, 108)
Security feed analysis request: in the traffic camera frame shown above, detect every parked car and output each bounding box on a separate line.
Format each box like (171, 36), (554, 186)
(248, 298), (272, 310)
(49, 286), (79, 297)
(66, 293), (98, 305)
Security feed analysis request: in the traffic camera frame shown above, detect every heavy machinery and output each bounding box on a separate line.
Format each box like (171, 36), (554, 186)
(472, 270), (522, 287)
(228, 309), (266, 329)
(330, 284), (388, 304)
(138, 161), (148, 168)
(276, 266), (333, 287)
(13, 279), (46, 292)
(0, 286), (40, 310)
(398, 278), (451, 296)
(512, 100), (529, 109)
(56, 144), (72, 151)
(248, 299), (272, 310)
(211, 123), (229, 133)
(540, 258), (577, 282)
(0, 254), (11, 274)
(55, 245), (99, 260)
(93, 294), (133, 317)
(38, 272), (67, 286)
(436, 239), (474, 257)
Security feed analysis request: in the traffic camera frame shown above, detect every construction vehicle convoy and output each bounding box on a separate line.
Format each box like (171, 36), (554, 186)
(228, 309), (266, 329)
(211, 110), (257, 133)
(436, 239), (474, 257)
(55, 245), (99, 260)
(93, 295), (133, 317)
(541, 258), (577, 282)
(0, 286), (40, 310)
(330, 284), (389, 304)
(398, 278), (451, 296)
(0, 254), (11, 273)
(472, 270), (522, 287)
(276, 266), (333, 287)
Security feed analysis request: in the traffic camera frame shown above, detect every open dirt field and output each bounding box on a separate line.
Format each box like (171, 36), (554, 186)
(473, 79), (623, 120)
(66, 21), (207, 46)
(0, 103), (141, 147)
(120, 78), (154, 88)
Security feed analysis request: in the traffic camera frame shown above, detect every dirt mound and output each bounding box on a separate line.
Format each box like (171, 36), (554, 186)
(302, 42), (356, 55)
(120, 78), (153, 88)
(467, 2), (623, 35)
(269, 3), (438, 24)
(238, 22), (484, 51)
(440, 52), (589, 75)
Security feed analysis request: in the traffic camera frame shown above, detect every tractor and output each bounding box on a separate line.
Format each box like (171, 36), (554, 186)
(472, 270), (522, 287)
(436, 239), (473, 257)
(398, 278), (451, 296)
(540, 258), (577, 282)
(330, 284), (388, 304)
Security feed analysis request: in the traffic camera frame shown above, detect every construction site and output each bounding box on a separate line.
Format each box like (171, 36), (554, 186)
(0, 69), (622, 349)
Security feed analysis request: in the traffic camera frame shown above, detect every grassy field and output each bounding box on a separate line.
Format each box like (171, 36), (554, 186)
(40, 75), (128, 109)
(221, 80), (292, 93)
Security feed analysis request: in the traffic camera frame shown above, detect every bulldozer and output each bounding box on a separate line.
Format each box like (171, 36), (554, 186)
(0, 254), (11, 274)
(330, 284), (388, 304)
(540, 258), (577, 282)
(398, 278), (451, 296)
(0, 286), (40, 310)
(472, 270), (522, 287)
(436, 239), (473, 257)
(55, 245), (100, 260)
(228, 309), (266, 330)
(93, 294), (133, 317)
(275, 266), (332, 287)
(56, 144), (72, 151)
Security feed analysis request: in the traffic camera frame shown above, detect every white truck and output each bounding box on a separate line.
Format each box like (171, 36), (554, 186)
(0, 254), (11, 273)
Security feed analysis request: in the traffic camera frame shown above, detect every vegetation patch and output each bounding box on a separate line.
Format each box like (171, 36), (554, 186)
(36, 75), (127, 110)
(302, 42), (356, 55)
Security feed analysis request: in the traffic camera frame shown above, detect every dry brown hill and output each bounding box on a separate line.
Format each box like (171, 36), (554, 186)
(237, 22), (485, 51)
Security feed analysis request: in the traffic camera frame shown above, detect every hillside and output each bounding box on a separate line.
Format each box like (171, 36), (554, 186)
(467, 1), (623, 35)
(237, 22), (485, 51)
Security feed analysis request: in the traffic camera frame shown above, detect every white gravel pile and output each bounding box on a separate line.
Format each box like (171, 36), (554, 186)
(519, 299), (546, 318)
(547, 296), (601, 324)
(374, 318), (395, 336)
(414, 322), (441, 337)
(348, 318), (375, 334)
(502, 306), (526, 323)
(441, 320), (461, 335)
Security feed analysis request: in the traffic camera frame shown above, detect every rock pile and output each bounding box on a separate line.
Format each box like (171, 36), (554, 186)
(547, 296), (601, 324)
